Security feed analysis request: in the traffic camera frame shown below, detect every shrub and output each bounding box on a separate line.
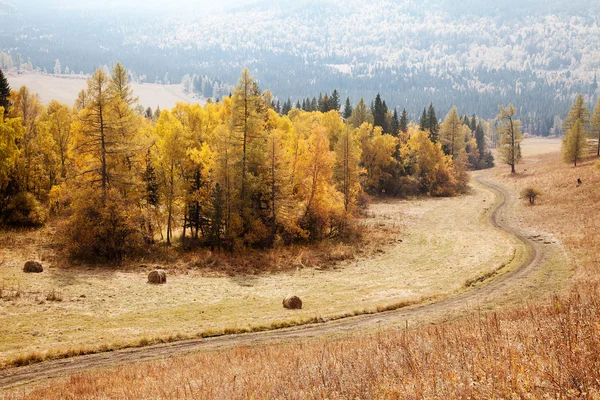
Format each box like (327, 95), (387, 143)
(521, 186), (542, 205)
(1, 192), (47, 227)
(64, 189), (146, 261)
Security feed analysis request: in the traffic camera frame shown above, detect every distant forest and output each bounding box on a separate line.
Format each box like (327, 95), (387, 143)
(1, 0), (599, 136)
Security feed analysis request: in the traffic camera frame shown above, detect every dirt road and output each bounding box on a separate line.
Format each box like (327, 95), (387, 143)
(0, 172), (570, 390)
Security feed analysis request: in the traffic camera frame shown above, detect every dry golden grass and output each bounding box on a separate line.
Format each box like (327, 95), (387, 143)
(3, 139), (597, 399)
(0, 180), (517, 368)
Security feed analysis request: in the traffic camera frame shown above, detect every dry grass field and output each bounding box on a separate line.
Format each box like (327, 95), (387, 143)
(3, 138), (597, 399)
(5, 71), (202, 109)
(0, 178), (519, 368)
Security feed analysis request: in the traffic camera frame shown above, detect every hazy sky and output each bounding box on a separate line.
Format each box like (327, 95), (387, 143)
(12, 0), (259, 12)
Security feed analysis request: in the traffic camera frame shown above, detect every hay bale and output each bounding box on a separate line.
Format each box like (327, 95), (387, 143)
(148, 269), (167, 284)
(282, 295), (302, 309)
(23, 261), (43, 273)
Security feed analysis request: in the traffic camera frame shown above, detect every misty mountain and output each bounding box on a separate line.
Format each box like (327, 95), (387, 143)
(1, 0), (599, 135)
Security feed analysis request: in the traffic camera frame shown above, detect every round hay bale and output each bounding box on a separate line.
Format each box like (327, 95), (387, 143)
(23, 261), (43, 273)
(147, 269), (167, 284)
(282, 295), (302, 310)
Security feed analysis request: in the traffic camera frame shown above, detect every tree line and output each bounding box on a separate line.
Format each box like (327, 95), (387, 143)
(0, 65), (495, 260)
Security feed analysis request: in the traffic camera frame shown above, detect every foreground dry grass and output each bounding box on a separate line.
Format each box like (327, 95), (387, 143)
(0, 180), (516, 368)
(4, 140), (597, 399)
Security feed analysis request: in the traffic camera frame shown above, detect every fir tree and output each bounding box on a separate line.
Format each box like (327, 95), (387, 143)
(282, 99), (292, 115)
(343, 97), (353, 119)
(329, 89), (341, 112)
(317, 93), (325, 112)
(470, 114), (477, 132)
(295, 100), (301, 110)
(391, 108), (400, 136)
(419, 108), (428, 131)
(275, 100), (281, 114)
(310, 97), (317, 112)
(475, 122), (485, 160)
(399, 108), (408, 133)
(373, 93), (386, 130)
(0, 68), (10, 113)
(427, 103), (439, 142)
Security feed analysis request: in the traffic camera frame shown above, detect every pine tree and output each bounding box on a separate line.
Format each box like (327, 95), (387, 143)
(281, 99), (292, 115)
(310, 97), (317, 112)
(391, 108), (400, 136)
(317, 93), (325, 112)
(427, 103), (439, 142)
(419, 108), (428, 131)
(475, 122), (485, 161)
(329, 89), (341, 112)
(470, 115), (477, 132)
(275, 100), (281, 115)
(373, 93), (386, 130)
(399, 108), (408, 133)
(0, 68), (10, 113)
(295, 100), (301, 110)
(497, 104), (523, 174)
(562, 119), (588, 166)
(343, 97), (353, 119)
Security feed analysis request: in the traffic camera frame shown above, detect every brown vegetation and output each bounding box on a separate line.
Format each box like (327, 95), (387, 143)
(3, 145), (596, 399)
(282, 295), (302, 309)
(22, 261), (43, 273)
(147, 269), (166, 284)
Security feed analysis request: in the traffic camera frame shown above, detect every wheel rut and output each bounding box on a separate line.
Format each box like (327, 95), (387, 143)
(0, 172), (556, 390)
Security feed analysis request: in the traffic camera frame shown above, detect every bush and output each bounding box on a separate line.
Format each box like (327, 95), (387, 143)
(521, 186), (542, 205)
(64, 189), (146, 261)
(1, 192), (47, 227)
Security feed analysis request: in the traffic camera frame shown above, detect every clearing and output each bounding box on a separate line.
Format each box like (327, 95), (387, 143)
(5, 71), (202, 109)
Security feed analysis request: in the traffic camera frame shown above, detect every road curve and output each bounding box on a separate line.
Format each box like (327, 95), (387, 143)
(0, 172), (555, 390)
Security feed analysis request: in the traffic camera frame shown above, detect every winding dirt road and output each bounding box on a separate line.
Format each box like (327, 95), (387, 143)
(0, 172), (568, 390)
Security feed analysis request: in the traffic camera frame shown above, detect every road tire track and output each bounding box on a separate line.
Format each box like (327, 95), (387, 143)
(0, 172), (558, 390)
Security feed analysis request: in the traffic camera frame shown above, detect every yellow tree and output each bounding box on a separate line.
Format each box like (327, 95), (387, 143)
(296, 124), (343, 240)
(400, 128), (457, 196)
(40, 100), (73, 179)
(356, 123), (397, 195)
(592, 97), (600, 156)
(0, 107), (23, 192)
(562, 119), (588, 166)
(496, 104), (523, 174)
(334, 124), (362, 211)
(563, 94), (591, 133)
(439, 107), (468, 159)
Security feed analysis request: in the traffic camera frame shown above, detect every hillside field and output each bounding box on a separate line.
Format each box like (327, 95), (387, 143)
(5, 71), (202, 110)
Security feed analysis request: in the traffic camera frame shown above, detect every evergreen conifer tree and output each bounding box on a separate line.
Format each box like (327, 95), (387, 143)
(427, 103), (439, 142)
(391, 108), (400, 136)
(343, 97), (353, 119)
(419, 108), (428, 131)
(329, 89), (341, 112)
(399, 108), (408, 133)
(0, 68), (10, 113)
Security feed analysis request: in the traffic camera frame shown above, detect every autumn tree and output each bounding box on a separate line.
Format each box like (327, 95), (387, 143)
(591, 97), (600, 156)
(562, 119), (588, 166)
(496, 104), (523, 174)
(440, 107), (468, 159)
(349, 98), (373, 128)
(41, 101), (73, 179)
(563, 94), (591, 133)
(334, 124), (362, 211)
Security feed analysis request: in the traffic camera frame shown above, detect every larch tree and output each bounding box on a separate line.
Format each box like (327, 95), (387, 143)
(591, 97), (600, 156)
(562, 119), (588, 166)
(563, 94), (591, 133)
(334, 124), (362, 211)
(440, 107), (467, 159)
(349, 98), (373, 128)
(496, 104), (523, 174)
(42, 100), (73, 179)
(155, 110), (187, 245)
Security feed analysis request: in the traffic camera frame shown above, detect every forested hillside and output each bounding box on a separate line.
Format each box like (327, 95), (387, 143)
(1, 0), (599, 136)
